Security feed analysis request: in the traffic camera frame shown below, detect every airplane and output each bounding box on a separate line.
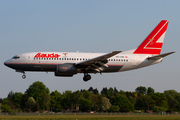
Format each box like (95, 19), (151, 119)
(4, 20), (175, 82)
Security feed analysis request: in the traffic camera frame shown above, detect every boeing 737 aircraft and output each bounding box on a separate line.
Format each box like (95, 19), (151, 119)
(4, 20), (174, 81)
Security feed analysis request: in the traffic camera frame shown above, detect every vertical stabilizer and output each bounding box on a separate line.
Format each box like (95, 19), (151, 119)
(133, 20), (169, 55)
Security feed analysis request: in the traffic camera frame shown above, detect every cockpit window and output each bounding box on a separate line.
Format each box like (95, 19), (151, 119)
(12, 55), (20, 59)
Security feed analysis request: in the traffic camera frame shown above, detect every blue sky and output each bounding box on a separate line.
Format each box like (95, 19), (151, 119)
(0, 0), (179, 98)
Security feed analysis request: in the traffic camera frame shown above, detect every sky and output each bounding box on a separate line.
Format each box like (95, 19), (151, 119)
(0, 0), (179, 98)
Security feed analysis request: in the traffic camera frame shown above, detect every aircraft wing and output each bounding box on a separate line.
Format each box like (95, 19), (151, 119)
(147, 52), (175, 60)
(75, 51), (122, 72)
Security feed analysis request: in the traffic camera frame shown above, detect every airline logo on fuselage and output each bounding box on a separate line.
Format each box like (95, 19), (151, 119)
(34, 53), (60, 58)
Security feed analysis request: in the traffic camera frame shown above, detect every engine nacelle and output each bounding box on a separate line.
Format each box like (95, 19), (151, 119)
(55, 63), (77, 77)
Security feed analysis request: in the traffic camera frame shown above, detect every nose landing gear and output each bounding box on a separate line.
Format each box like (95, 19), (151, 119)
(22, 72), (26, 79)
(16, 70), (26, 79)
(22, 74), (26, 79)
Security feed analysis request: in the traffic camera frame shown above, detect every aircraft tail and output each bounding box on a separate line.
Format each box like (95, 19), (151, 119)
(133, 20), (169, 55)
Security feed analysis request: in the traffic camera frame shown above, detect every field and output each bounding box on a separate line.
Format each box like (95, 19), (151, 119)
(1, 115), (180, 120)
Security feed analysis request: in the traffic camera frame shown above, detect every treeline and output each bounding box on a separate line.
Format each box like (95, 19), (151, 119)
(0, 81), (180, 113)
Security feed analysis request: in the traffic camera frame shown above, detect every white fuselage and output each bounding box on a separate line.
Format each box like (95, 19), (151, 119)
(4, 51), (162, 74)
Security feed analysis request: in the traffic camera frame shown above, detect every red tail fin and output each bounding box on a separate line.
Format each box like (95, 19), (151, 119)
(133, 20), (169, 55)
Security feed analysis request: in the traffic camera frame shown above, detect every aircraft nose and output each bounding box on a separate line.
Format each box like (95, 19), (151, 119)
(4, 60), (11, 67)
(4, 61), (7, 66)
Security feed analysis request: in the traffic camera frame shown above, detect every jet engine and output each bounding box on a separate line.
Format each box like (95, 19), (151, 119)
(55, 63), (77, 77)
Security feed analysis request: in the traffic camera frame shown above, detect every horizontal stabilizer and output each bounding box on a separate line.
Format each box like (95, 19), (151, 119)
(147, 52), (175, 60)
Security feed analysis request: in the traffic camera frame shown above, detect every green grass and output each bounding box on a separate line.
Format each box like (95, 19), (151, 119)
(1, 115), (180, 120)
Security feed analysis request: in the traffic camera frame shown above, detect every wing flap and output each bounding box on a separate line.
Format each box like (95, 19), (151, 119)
(75, 51), (122, 73)
(76, 51), (122, 66)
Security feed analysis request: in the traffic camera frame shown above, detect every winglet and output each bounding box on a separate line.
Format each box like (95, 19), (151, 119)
(133, 20), (169, 55)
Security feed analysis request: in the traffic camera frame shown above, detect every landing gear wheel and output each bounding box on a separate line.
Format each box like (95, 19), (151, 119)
(83, 74), (91, 82)
(22, 75), (26, 79)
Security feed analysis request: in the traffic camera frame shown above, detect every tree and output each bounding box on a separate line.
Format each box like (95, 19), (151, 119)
(1, 104), (12, 112)
(101, 87), (116, 99)
(135, 86), (147, 95)
(119, 90), (125, 95)
(61, 90), (73, 109)
(101, 87), (108, 97)
(107, 87), (115, 99)
(79, 98), (93, 112)
(110, 94), (134, 112)
(153, 106), (168, 113)
(7, 91), (15, 109)
(90, 94), (102, 111)
(12, 92), (23, 110)
(101, 97), (111, 111)
(151, 93), (169, 112)
(92, 88), (99, 95)
(1, 98), (12, 112)
(109, 105), (119, 112)
(21, 94), (29, 111)
(0, 98), (3, 103)
(164, 90), (180, 112)
(114, 87), (118, 95)
(135, 95), (155, 110)
(88, 87), (93, 92)
(88, 87), (99, 95)
(41, 93), (51, 110)
(7, 91), (14, 98)
(147, 87), (155, 95)
(81, 90), (91, 100)
(25, 81), (50, 110)
(26, 97), (36, 111)
(50, 90), (62, 112)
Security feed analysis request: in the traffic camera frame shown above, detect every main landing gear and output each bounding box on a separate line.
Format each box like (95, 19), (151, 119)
(83, 73), (91, 82)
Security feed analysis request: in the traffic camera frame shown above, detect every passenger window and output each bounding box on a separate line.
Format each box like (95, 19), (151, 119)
(74, 58), (76, 60)
(67, 58), (68, 60)
(69, 58), (71, 60)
